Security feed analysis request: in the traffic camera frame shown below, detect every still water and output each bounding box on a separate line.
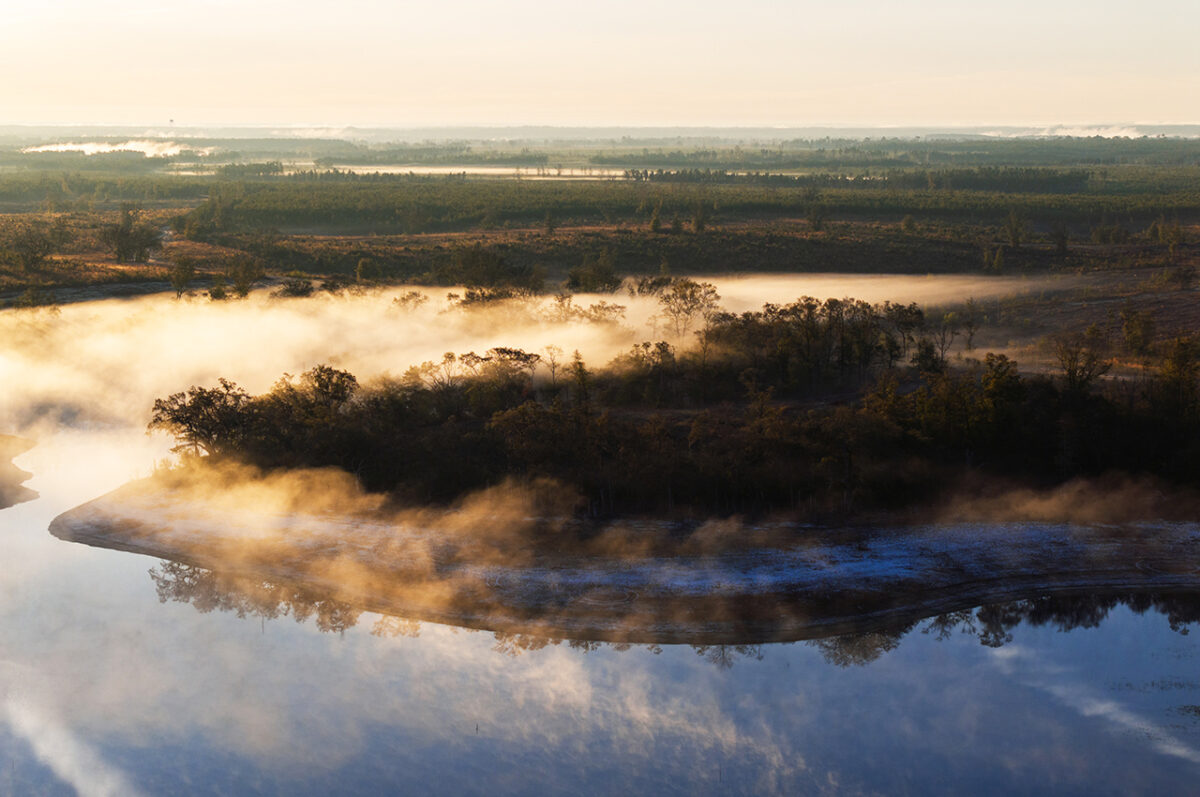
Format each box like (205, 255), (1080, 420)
(3, 435), (1199, 796)
(0, 280), (1196, 794)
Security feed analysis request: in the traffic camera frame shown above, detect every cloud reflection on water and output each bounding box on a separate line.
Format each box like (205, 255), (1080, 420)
(3, 699), (145, 797)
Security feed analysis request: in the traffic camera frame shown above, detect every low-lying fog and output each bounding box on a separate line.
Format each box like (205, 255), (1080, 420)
(20, 140), (215, 157)
(1, 273), (1050, 440)
(6, 275), (1199, 796)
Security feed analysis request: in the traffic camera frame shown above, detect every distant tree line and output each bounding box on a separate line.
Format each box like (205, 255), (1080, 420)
(314, 145), (549, 167)
(170, 172), (1200, 242)
(622, 168), (1091, 193)
(590, 136), (1200, 169)
(0, 173), (207, 210)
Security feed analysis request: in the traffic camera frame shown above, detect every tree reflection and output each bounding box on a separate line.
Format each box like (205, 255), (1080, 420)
(371, 615), (421, 638)
(492, 632), (562, 657)
(690, 644), (764, 670)
(810, 628), (911, 667)
(148, 562), (1200, 670)
(808, 592), (1200, 667)
(0, 435), (36, 511)
(150, 561), (361, 634)
(921, 610), (976, 641)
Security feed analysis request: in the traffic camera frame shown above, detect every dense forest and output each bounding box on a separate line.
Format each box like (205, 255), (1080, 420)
(621, 167), (1094, 193)
(587, 136), (1200, 168)
(0, 173), (208, 210)
(173, 172), (1200, 238)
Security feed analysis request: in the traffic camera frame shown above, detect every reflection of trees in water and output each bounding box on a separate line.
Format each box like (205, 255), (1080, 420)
(146, 563), (764, 669)
(491, 633), (663, 658)
(491, 632), (765, 670)
(813, 592), (1200, 667)
(491, 632), (562, 657)
(0, 435), (36, 511)
(691, 644), (764, 670)
(149, 563), (1200, 670)
(970, 593), (1200, 648)
(371, 615), (422, 638)
(811, 628), (911, 667)
(921, 610), (977, 641)
(150, 562), (362, 634)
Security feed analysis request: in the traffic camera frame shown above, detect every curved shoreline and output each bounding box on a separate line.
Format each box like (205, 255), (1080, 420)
(50, 479), (1200, 644)
(0, 434), (36, 510)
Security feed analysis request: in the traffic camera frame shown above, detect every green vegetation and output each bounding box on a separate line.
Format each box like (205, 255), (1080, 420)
(0, 134), (1196, 296)
(0, 173), (208, 211)
(174, 174), (1200, 237)
(102, 204), (163, 263)
(586, 136), (1200, 169)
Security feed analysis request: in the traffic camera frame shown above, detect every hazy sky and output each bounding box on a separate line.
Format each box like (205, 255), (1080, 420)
(3, 0), (1197, 127)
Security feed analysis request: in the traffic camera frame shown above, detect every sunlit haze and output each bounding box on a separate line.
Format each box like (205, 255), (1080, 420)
(2, 0), (1198, 127)
(4, 2), (1200, 793)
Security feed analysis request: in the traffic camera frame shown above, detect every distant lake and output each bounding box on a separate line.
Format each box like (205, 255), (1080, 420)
(168, 163), (629, 179)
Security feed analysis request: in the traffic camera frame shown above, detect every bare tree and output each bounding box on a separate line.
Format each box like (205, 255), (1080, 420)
(543, 345), (563, 385)
(1054, 333), (1111, 393)
(655, 279), (721, 338)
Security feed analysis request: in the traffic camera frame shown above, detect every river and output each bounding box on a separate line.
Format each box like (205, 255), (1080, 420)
(2, 278), (1197, 794)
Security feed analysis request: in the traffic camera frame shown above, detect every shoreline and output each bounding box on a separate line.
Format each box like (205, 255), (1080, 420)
(49, 477), (1200, 644)
(0, 434), (36, 510)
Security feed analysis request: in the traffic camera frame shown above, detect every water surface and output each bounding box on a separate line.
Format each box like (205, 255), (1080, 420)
(0, 281), (1195, 794)
(2, 435), (1199, 795)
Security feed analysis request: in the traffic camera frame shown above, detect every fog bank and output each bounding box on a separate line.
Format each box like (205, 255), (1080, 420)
(0, 273), (1048, 437)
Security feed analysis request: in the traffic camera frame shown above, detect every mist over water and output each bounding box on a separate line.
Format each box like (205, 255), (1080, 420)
(20, 140), (214, 157)
(0, 273), (1044, 437)
(0, 270), (1066, 579)
(1, 273), (1199, 794)
(1, 271), (1053, 546)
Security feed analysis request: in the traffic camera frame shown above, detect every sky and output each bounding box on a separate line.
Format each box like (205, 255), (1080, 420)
(2, 0), (1198, 128)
